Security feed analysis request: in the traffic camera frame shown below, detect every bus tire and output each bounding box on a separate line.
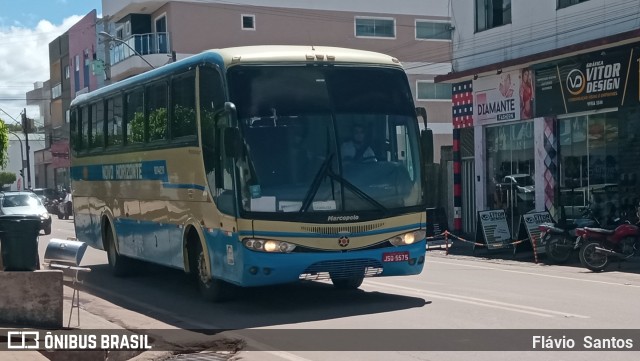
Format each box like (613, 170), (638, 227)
(331, 275), (364, 290)
(191, 240), (232, 302)
(105, 225), (133, 277)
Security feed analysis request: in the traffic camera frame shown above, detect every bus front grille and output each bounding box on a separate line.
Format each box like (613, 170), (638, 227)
(300, 223), (385, 235)
(299, 259), (383, 280)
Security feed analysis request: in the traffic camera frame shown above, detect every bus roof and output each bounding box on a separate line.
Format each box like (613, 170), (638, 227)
(71, 45), (403, 107)
(214, 45), (402, 66)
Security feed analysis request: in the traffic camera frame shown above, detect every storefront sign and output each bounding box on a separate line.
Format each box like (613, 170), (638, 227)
(475, 210), (512, 250)
(534, 45), (636, 116)
(474, 71), (521, 126)
(518, 211), (554, 255)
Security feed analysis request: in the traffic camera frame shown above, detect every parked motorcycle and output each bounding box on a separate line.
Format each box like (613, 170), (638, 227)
(576, 219), (640, 272)
(57, 192), (72, 220)
(44, 198), (60, 217)
(539, 208), (600, 264)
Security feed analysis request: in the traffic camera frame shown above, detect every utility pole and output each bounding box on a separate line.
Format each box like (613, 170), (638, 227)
(21, 108), (31, 190)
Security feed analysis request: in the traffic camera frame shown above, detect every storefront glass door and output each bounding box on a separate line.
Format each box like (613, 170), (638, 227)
(485, 121), (535, 234)
(557, 111), (638, 225)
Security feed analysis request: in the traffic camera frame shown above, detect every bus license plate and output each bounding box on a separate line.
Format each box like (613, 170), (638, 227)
(382, 251), (410, 262)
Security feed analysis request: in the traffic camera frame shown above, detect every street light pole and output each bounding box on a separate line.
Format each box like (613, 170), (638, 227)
(21, 109), (31, 189)
(8, 131), (24, 188)
(99, 31), (156, 69)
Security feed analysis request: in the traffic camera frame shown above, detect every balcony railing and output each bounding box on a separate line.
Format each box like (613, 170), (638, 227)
(110, 32), (171, 65)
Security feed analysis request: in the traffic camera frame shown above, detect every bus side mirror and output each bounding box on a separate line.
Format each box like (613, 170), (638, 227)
(224, 128), (243, 158)
(415, 106), (427, 129)
(416, 106), (433, 164)
(421, 128), (434, 164)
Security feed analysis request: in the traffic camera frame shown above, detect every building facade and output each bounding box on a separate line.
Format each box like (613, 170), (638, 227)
(5, 134), (46, 191)
(100, 0), (454, 161)
(27, 81), (53, 188)
(38, 10), (102, 191)
(436, 0), (640, 234)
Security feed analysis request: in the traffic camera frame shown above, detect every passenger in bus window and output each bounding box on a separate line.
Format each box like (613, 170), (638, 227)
(341, 123), (377, 163)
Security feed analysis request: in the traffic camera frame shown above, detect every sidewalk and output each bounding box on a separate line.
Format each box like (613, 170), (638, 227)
(0, 284), (239, 361)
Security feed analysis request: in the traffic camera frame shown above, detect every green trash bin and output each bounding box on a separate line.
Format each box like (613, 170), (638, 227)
(0, 215), (41, 271)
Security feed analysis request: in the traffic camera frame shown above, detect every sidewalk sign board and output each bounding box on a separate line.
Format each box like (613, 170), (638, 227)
(475, 210), (511, 251)
(517, 211), (554, 255)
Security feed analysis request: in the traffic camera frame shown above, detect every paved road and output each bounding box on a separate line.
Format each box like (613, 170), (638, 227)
(39, 217), (640, 361)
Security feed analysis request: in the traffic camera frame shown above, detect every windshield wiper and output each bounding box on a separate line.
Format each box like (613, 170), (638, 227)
(300, 152), (386, 213)
(301, 153), (335, 212)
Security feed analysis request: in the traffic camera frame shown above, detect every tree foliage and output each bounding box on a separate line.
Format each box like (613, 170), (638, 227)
(0, 171), (16, 187)
(0, 120), (9, 169)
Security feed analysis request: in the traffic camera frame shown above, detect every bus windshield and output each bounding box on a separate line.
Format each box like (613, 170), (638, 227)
(227, 64), (423, 216)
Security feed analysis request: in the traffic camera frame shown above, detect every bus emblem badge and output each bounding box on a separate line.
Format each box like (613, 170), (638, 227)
(338, 236), (349, 247)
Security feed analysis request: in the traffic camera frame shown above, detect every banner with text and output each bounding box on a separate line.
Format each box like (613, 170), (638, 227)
(535, 43), (640, 116)
(473, 69), (534, 126)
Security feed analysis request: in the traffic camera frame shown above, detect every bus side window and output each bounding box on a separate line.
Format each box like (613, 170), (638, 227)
(70, 108), (78, 154)
(146, 81), (168, 142)
(171, 70), (197, 141)
(125, 89), (145, 145)
(91, 101), (105, 149)
(106, 95), (123, 147)
(199, 66), (230, 213)
(81, 106), (90, 151)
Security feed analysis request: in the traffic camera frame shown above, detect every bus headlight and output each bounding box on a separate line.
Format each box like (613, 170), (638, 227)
(243, 238), (296, 253)
(388, 230), (426, 246)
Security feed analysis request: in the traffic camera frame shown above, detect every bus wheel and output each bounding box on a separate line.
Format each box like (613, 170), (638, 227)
(105, 226), (132, 277)
(330, 275), (364, 290)
(192, 241), (231, 302)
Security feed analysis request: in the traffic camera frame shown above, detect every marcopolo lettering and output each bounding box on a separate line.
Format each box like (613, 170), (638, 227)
(327, 215), (359, 222)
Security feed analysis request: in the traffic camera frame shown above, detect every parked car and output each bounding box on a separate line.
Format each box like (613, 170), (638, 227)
(502, 174), (535, 202)
(0, 191), (51, 235)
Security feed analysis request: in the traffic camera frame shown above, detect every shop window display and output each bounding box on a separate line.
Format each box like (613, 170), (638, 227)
(558, 110), (640, 225)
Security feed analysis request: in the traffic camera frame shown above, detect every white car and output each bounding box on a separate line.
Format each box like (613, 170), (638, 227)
(502, 174), (534, 202)
(0, 191), (52, 235)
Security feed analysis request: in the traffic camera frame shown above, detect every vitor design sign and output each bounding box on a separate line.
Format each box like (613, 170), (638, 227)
(475, 209), (511, 250)
(473, 69), (534, 126)
(519, 211), (554, 254)
(535, 45), (635, 116)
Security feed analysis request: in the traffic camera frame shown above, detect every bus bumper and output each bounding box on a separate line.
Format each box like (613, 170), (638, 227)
(208, 237), (426, 287)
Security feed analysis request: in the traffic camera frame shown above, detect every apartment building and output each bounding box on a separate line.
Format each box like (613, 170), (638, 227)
(37, 10), (103, 190)
(436, 0), (640, 234)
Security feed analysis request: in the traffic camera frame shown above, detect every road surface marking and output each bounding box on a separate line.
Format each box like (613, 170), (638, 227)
(365, 280), (589, 319)
(428, 259), (640, 288)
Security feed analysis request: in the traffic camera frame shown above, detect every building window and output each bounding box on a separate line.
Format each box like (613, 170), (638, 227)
(476, 0), (512, 32)
(242, 14), (255, 30)
(75, 55), (80, 71)
(355, 17), (395, 38)
(52, 83), (62, 99)
(64, 65), (70, 79)
(417, 81), (452, 100)
(558, 0), (590, 9)
(416, 20), (452, 40)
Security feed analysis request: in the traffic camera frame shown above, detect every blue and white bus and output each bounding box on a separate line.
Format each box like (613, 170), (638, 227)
(70, 45), (428, 301)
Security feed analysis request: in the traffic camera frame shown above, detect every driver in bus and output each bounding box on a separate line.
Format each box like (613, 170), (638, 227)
(341, 123), (377, 163)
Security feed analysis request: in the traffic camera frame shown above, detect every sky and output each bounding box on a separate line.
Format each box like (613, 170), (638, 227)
(0, 0), (101, 128)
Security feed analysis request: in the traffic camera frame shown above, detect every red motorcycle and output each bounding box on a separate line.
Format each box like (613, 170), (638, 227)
(576, 221), (640, 272)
